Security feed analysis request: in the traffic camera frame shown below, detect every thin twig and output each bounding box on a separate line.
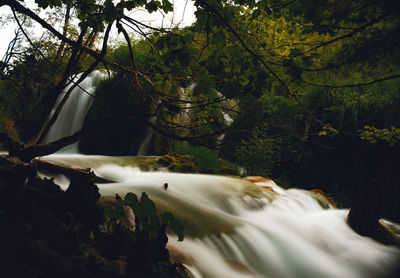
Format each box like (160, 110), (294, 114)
(304, 73), (400, 88)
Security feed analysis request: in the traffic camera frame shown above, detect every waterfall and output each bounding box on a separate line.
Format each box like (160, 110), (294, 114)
(41, 154), (400, 278)
(43, 71), (107, 153)
(137, 99), (164, 156)
(137, 114), (157, 156)
(37, 74), (400, 278)
(216, 111), (234, 155)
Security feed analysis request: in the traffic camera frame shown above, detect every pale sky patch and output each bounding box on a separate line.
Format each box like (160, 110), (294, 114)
(0, 0), (197, 59)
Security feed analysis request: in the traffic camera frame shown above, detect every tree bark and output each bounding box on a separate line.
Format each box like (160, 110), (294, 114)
(34, 159), (115, 183)
(35, 23), (113, 144)
(55, 1), (71, 61)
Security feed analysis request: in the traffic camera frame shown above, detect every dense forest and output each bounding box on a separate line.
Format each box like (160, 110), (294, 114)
(1, 0), (400, 277)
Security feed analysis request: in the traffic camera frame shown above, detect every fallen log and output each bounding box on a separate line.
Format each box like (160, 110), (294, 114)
(34, 158), (115, 183)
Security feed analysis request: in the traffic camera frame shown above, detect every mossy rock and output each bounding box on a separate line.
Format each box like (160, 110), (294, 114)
(170, 161), (198, 173)
(157, 154), (176, 167)
(157, 153), (198, 173)
(218, 161), (241, 176)
(158, 152), (243, 175)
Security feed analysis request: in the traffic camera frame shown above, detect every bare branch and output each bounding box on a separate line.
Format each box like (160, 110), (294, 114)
(55, 1), (71, 61)
(36, 23), (113, 144)
(5, 0), (149, 81)
(300, 12), (390, 56)
(12, 9), (49, 64)
(116, 20), (140, 87)
(200, 1), (291, 95)
(304, 73), (400, 88)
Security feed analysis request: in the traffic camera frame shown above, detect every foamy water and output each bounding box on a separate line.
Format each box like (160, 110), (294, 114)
(41, 155), (400, 278)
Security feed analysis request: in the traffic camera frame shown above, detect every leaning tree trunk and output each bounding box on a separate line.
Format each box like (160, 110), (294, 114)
(55, 1), (71, 62)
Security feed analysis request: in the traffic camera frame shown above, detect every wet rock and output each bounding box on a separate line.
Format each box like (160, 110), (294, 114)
(244, 176), (274, 191)
(310, 189), (337, 208)
(244, 176), (272, 183)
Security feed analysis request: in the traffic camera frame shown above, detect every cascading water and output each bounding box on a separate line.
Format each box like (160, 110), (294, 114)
(40, 154), (400, 278)
(137, 114), (158, 156)
(216, 111), (234, 155)
(43, 70), (108, 153)
(39, 74), (400, 278)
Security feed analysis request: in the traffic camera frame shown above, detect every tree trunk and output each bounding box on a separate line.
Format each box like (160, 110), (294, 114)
(55, 1), (71, 62)
(34, 158), (114, 183)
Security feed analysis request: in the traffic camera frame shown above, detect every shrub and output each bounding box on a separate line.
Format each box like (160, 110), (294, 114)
(172, 143), (221, 173)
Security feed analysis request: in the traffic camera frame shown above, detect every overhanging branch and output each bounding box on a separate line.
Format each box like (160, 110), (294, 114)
(4, 0), (152, 84)
(304, 73), (400, 88)
(36, 23), (113, 144)
(12, 112), (233, 161)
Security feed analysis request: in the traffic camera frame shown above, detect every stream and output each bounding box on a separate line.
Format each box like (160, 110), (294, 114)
(37, 72), (400, 278)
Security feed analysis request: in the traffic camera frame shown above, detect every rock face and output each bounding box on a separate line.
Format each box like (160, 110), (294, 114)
(347, 181), (400, 246)
(243, 176), (339, 207)
(347, 181), (388, 238)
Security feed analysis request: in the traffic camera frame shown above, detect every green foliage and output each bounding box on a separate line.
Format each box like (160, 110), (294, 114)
(0, 50), (61, 141)
(0, 80), (18, 120)
(73, 0), (176, 31)
(108, 39), (154, 69)
(152, 32), (197, 76)
(35, 0), (62, 9)
(102, 193), (184, 276)
(2, 0), (400, 226)
(0, 118), (20, 146)
(160, 212), (184, 242)
(104, 192), (184, 241)
(359, 126), (400, 147)
(173, 143), (221, 173)
(303, 78), (400, 131)
(317, 125), (338, 137)
(234, 126), (281, 177)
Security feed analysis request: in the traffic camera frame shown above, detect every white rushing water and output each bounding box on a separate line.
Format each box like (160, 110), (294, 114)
(137, 114), (157, 156)
(38, 73), (400, 277)
(41, 154), (400, 278)
(43, 71), (108, 152)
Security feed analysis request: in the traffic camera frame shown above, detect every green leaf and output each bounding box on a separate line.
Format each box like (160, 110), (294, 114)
(161, 212), (184, 241)
(125, 192), (158, 218)
(139, 192), (158, 218)
(35, 0), (62, 8)
(161, 0), (173, 13)
(124, 192), (139, 207)
(183, 34), (195, 44)
(146, 1), (160, 13)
